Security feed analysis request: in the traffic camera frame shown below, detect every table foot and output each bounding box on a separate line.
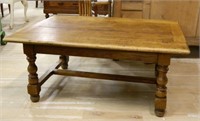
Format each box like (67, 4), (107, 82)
(155, 109), (165, 117)
(30, 95), (40, 102)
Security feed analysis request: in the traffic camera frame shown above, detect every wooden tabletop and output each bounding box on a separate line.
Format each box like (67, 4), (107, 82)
(5, 16), (190, 54)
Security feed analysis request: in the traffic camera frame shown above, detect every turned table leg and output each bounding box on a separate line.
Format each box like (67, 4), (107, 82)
(154, 54), (170, 117)
(26, 53), (40, 102)
(59, 55), (69, 69)
(155, 65), (168, 117)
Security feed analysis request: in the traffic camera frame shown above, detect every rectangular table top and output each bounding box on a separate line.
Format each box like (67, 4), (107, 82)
(5, 16), (190, 54)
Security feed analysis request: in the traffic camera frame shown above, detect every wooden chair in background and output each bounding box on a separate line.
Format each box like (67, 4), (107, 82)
(92, 0), (111, 17)
(79, 0), (112, 17)
(79, 0), (92, 16)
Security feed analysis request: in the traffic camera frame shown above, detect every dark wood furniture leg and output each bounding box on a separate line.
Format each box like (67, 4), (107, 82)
(45, 13), (49, 18)
(0, 3), (4, 17)
(155, 54), (170, 117)
(59, 55), (69, 69)
(36, 0), (38, 8)
(8, 4), (10, 13)
(24, 45), (41, 102)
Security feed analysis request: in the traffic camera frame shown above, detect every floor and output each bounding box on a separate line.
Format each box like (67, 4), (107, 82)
(0, 1), (200, 121)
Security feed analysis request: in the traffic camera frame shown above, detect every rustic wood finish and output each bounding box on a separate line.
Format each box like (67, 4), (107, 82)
(24, 45), (40, 102)
(6, 16), (189, 54)
(5, 16), (190, 117)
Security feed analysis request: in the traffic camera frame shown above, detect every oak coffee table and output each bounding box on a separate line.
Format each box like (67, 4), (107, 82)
(5, 16), (190, 117)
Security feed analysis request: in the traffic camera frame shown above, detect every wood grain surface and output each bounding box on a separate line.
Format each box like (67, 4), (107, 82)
(5, 16), (190, 54)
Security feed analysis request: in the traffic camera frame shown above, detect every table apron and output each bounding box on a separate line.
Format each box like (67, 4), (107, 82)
(23, 44), (158, 63)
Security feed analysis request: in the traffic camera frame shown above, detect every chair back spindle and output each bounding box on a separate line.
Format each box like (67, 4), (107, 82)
(79, 0), (92, 16)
